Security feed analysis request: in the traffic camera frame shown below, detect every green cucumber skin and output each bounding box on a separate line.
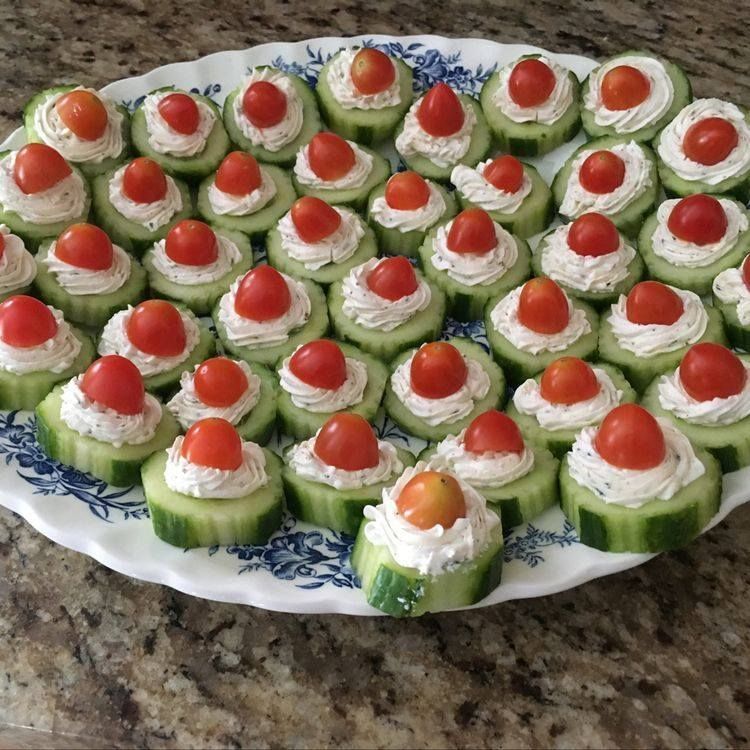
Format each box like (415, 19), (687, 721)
(559, 450), (721, 553)
(713, 297), (750, 351)
(580, 51), (693, 143)
(143, 449), (284, 548)
(384, 337), (506, 442)
(315, 56), (414, 144)
(598, 305), (727, 393)
(234, 363), (279, 446)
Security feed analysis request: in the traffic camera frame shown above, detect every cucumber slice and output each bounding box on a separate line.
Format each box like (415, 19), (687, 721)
(0, 327), (94, 410)
(455, 163), (555, 240)
(142, 448), (284, 548)
(327, 271), (447, 362)
(559, 449), (721, 553)
(394, 95), (492, 182)
(33, 242), (148, 329)
(282, 446), (415, 535)
(598, 304), (726, 393)
(485, 297), (599, 385)
(418, 228), (531, 322)
(276, 340), (389, 440)
(366, 181), (458, 257)
(195, 165), (297, 241)
(580, 51), (692, 143)
(315, 56), (414, 144)
(130, 88), (230, 182)
(213, 278), (330, 368)
(351, 519), (504, 617)
(36, 386), (180, 487)
(505, 363), (637, 458)
(223, 70), (322, 166)
(384, 337), (505, 442)
(713, 295), (750, 351)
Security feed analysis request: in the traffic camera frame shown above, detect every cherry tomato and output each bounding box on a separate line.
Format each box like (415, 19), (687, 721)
(517, 277), (570, 334)
(539, 357), (600, 405)
(508, 58), (556, 108)
(314, 413), (380, 471)
(464, 410), (524, 454)
(579, 150), (626, 194)
(13, 143), (71, 195)
(683, 117), (738, 166)
(743, 256), (750, 291)
(410, 342), (467, 399)
(366, 256), (419, 301)
(0, 233), (5, 261)
(157, 92), (200, 135)
(214, 151), (262, 196)
(446, 208), (497, 254)
(125, 300), (186, 357)
(0, 295), (57, 348)
(234, 265), (291, 322)
(290, 196), (342, 243)
(567, 213), (620, 257)
(350, 48), (396, 95)
(165, 220), (218, 266)
(483, 155), (524, 193)
(193, 357), (249, 408)
(384, 171), (431, 210)
(181, 418), (243, 471)
(80, 355), (145, 415)
(289, 340), (347, 390)
(679, 343), (746, 401)
(55, 89), (108, 141)
(242, 81), (287, 128)
(121, 157), (168, 204)
(599, 65), (651, 111)
(55, 223), (113, 271)
(416, 82), (464, 137)
(667, 194), (728, 246)
(594, 403), (666, 470)
(625, 281), (684, 326)
(307, 132), (356, 181)
(396, 470), (467, 530)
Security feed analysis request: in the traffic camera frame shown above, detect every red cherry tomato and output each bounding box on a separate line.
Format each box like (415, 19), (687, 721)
(579, 150), (626, 194)
(567, 213), (620, 257)
(540, 357), (600, 405)
(410, 342), (468, 399)
(13, 143), (72, 195)
(0, 295), (57, 348)
(594, 404), (666, 470)
(121, 157), (168, 204)
(416, 82), (464, 137)
(464, 410), (524, 454)
(396, 470), (467, 530)
(679, 343), (746, 401)
(157, 92), (200, 135)
(384, 171), (431, 210)
(214, 151), (262, 196)
(625, 281), (684, 326)
(234, 265), (292, 322)
(743, 256), (750, 291)
(599, 65), (651, 111)
(80, 355), (145, 415)
(366, 256), (419, 301)
(350, 48), (396, 95)
(508, 58), (556, 108)
(193, 357), (249, 408)
(483, 155), (525, 193)
(518, 278), (570, 334)
(242, 81), (287, 128)
(289, 340), (347, 390)
(125, 300), (186, 357)
(446, 208), (497, 254)
(0, 233), (5, 261)
(683, 117), (739, 166)
(181, 418), (243, 471)
(165, 220), (218, 266)
(307, 132), (356, 181)
(55, 89), (108, 141)
(290, 196), (342, 243)
(314, 413), (380, 471)
(55, 223), (113, 271)
(667, 194), (728, 246)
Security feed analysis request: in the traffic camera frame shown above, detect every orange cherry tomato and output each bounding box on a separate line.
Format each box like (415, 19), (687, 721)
(242, 81), (287, 128)
(483, 155), (524, 193)
(679, 343), (747, 401)
(289, 340), (347, 390)
(517, 277), (570, 334)
(366, 256), (419, 301)
(683, 117), (738, 166)
(214, 151), (262, 196)
(567, 213), (620, 257)
(396, 470), (467, 530)
(384, 171), (431, 210)
(350, 48), (396, 95)
(290, 196), (342, 243)
(508, 58), (556, 108)
(125, 300), (186, 357)
(0, 295), (57, 348)
(55, 223), (113, 271)
(13, 143), (72, 195)
(540, 357), (600, 405)
(314, 413), (380, 471)
(157, 92), (200, 135)
(579, 150), (626, 194)
(416, 82), (464, 137)
(446, 208), (497, 254)
(193, 357), (249, 408)
(307, 132), (356, 181)
(594, 404), (666, 470)
(165, 220), (218, 266)
(464, 410), (524, 454)
(410, 342), (467, 399)
(667, 194), (728, 246)
(55, 89), (108, 141)
(181, 417), (243, 471)
(599, 65), (651, 111)
(233, 265), (291, 322)
(625, 281), (684, 326)
(121, 157), (168, 204)
(80, 355), (145, 415)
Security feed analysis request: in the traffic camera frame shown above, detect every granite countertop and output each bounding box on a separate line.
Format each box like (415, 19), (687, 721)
(1, 2), (750, 748)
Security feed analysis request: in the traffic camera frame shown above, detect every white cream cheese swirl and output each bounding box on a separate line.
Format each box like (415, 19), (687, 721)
(451, 160), (532, 214)
(207, 167), (277, 216)
(108, 164), (183, 231)
(44, 241), (130, 295)
(713, 265), (750, 325)
(0, 225), (36, 295)
(142, 91), (215, 157)
(148, 234), (242, 285)
(369, 180), (446, 233)
(294, 140), (373, 190)
(326, 48), (401, 110)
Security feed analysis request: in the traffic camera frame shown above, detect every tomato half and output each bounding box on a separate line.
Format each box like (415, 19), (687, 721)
(366, 256), (419, 301)
(679, 343), (746, 401)
(667, 194), (728, 246)
(446, 208), (497, 255)
(683, 117), (738, 166)
(193, 357), (249, 408)
(290, 196), (342, 243)
(314, 413), (380, 471)
(410, 342), (467, 399)
(350, 48), (396, 95)
(517, 277), (570, 334)
(55, 223), (113, 270)
(125, 300), (186, 357)
(384, 171), (431, 210)
(13, 143), (71, 195)
(242, 81), (287, 128)
(0, 295), (57, 348)
(567, 213), (620, 257)
(165, 220), (218, 266)
(483, 155), (524, 194)
(307, 132), (356, 181)
(289, 340), (347, 390)
(157, 92), (200, 135)
(80, 355), (145, 415)
(416, 82), (464, 137)
(464, 410), (524, 454)
(234, 265), (291, 322)
(508, 58), (556, 108)
(181, 418), (243, 471)
(121, 157), (168, 204)
(599, 65), (651, 111)
(396, 470), (467, 530)
(579, 150), (626, 194)
(214, 151), (262, 196)
(625, 281), (684, 326)
(539, 357), (600, 405)
(56, 89), (108, 141)
(594, 404), (666, 470)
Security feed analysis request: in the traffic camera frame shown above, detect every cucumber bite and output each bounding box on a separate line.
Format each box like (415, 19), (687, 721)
(713, 256), (750, 350)
(0, 226), (38, 302)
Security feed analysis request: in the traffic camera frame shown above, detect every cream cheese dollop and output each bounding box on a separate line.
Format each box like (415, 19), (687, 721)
(44, 241), (131, 295)
(142, 91), (216, 157)
(326, 48), (401, 110)
(108, 164), (183, 231)
(0, 225), (36, 295)
(207, 167), (277, 216)
(713, 265), (750, 325)
(369, 180), (446, 233)
(451, 160), (532, 214)
(148, 233), (242, 285)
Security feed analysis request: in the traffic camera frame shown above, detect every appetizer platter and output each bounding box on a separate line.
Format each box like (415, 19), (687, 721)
(1, 35), (749, 616)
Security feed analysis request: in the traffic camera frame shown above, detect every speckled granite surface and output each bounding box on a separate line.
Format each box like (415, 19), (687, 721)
(1, 2), (749, 748)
